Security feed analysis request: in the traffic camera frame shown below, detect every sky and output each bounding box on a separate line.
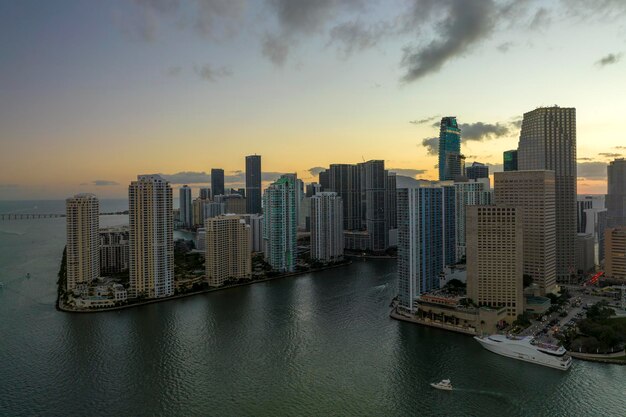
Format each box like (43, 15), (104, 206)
(1, 0), (626, 200)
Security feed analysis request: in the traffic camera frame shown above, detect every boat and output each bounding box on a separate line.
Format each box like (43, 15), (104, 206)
(26, 273), (31, 279)
(430, 379), (453, 391)
(474, 334), (572, 371)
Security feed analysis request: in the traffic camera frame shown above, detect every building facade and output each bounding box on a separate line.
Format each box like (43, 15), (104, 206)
(465, 162), (489, 180)
(245, 155), (262, 214)
(358, 160), (388, 252)
(179, 185), (192, 229)
(518, 106), (577, 282)
(99, 226), (129, 276)
(66, 194), (100, 292)
(467, 206), (524, 320)
(454, 178), (493, 262)
(241, 214), (263, 252)
(128, 175), (174, 299)
(494, 170), (557, 295)
(605, 227), (626, 280)
(211, 168), (225, 198)
(263, 176), (297, 272)
(606, 159), (626, 228)
(205, 215), (251, 286)
(386, 171), (397, 230)
(503, 150), (518, 171)
(310, 192), (344, 262)
(438, 116), (462, 181)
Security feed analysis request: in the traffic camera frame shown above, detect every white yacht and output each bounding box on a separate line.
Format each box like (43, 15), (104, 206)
(430, 379), (453, 391)
(474, 334), (572, 371)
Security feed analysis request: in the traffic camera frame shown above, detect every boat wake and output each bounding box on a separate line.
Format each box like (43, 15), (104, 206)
(452, 387), (518, 404)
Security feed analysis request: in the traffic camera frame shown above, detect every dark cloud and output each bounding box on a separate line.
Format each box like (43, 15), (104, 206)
(614, 146), (626, 150)
(409, 115), (439, 125)
(510, 118), (522, 129)
(578, 162), (607, 180)
(194, 64), (233, 81)
(496, 42), (514, 53)
(161, 170), (285, 185)
(388, 168), (427, 178)
(460, 122), (510, 141)
(420, 137), (438, 156)
(261, 33), (290, 66)
(329, 20), (391, 57)
(529, 7), (551, 29)
(396, 175), (422, 188)
(598, 152), (622, 158)
(92, 180), (120, 186)
(595, 53), (622, 67)
(308, 167), (327, 177)
(577, 157), (594, 161)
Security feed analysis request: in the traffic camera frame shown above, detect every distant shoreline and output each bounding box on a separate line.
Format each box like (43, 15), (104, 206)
(58, 261), (353, 314)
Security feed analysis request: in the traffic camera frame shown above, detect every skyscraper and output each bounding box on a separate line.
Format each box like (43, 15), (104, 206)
(454, 178), (493, 262)
(397, 184), (455, 312)
(319, 170), (329, 191)
(128, 175), (174, 299)
(179, 185), (192, 229)
(465, 162), (489, 180)
(518, 106), (576, 282)
(438, 117), (462, 181)
(467, 206), (524, 320)
(606, 158), (626, 228)
(386, 172), (397, 230)
(327, 164), (362, 230)
(577, 196), (594, 234)
(205, 214), (251, 287)
(66, 194), (100, 292)
(503, 150), (518, 171)
(99, 226), (129, 276)
(245, 155), (262, 214)
(495, 171), (556, 295)
(605, 226), (626, 280)
(263, 176), (297, 272)
(358, 160), (388, 251)
(211, 168), (225, 197)
(199, 187), (211, 200)
(310, 192), (344, 262)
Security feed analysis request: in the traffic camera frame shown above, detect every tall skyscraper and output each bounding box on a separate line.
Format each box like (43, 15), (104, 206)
(606, 158), (626, 228)
(211, 168), (225, 197)
(240, 214), (264, 253)
(358, 160), (388, 251)
(310, 192), (344, 262)
(199, 187), (211, 200)
(305, 183), (322, 197)
(205, 214), (251, 287)
(327, 164), (362, 230)
(263, 176), (297, 272)
(467, 206), (524, 320)
(518, 106), (576, 282)
(99, 226), (129, 276)
(128, 175), (174, 299)
(386, 172), (397, 230)
(66, 194), (100, 292)
(495, 171), (556, 294)
(454, 178), (493, 262)
(438, 117), (462, 181)
(465, 162), (489, 180)
(397, 184), (455, 312)
(245, 155), (262, 214)
(577, 196), (594, 234)
(319, 170), (329, 191)
(503, 150), (518, 171)
(605, 226), (626, 280)
(179, 185), (192, 229)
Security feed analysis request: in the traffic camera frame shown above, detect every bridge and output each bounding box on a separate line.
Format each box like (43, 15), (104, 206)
(0, 211), (128, 221)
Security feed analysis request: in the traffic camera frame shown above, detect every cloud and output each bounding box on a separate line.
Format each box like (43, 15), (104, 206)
(578, 162), (607, 180)
(166, 66), (182, 76)
(388, 168), (427, 178)
(595, 53), (622, 67)
(496, 41), (514, 53)
(614, 146), (626, 150)
(261, 33), (290, 66)
(577, 157), (594, 161)
(529, 7), (551, 29)
(329, 20), (391, 57)
(92, 180), (120, 186)
(420, 137), (439, 155)
(460, 122), (510, 141)
(409, 115), (440, 125)
(598, 152), (622, 158)
(0, 183), (19, 189)
(308, 166), (326, 177)
(485, 163), (503, 173)
(194, 64), (232, 81)
(161, 171), (211, 184)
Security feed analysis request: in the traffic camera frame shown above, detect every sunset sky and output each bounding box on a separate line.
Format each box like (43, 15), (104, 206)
(2, 0), (625, 200)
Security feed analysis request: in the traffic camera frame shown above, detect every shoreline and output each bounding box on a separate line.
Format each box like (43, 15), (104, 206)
(569, 350), (626, 365)
(389, 307), (477, 336)
(58, 261), (353, 314)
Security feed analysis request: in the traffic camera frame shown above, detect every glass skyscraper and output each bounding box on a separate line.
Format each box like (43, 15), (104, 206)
(262, 176), (297, 272)
(503, 149), (518, 171)
(438, 117), (462, 181)
(211, 168), (225, 197)
(245, 155), (262, 214)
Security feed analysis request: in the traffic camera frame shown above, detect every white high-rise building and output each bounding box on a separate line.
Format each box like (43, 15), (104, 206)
(454, 178), (493, 262)
(66, 194), (100, 292)
(129, 174), (174, 299)
(311, 192), (344, 262)
(179, 185), (192, 229)
(205, 215), (251, 287)
(241, 214), (264, 253)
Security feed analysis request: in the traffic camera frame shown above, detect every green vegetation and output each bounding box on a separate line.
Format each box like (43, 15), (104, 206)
(513, 312), (532, 328)
(568, 302), (626, 354)
(174, 249), (204, 278)
(443, 279), (466, 296)
(56, 246), (68, 307)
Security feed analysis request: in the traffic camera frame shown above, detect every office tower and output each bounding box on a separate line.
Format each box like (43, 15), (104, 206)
(299, 197), (311, 231)
(192, 197), (208, 227)
(465, 162), (489, 180)
(280, 174), (303, 227)
(584, 208), (607, 264)
(606, 159), (626, 228)
(438, 116), (462, 181)
(199, 187), (211, 200)
(66, 194), (100, 292)
(263, 176), (297, 272)
(215, 194), (246, 214)
(310, 192), (344, 262)
(319, 170), (329, 191)
(518, 106), (576, 282)
(327, 164), (362, 230)
(495, 171), (556, 294)
(305, 182), (322, 197)
(99, 226), (129, 276)
(211, 168), (225, 198)
(128, 174), (174, 299)
(179, 185), (192, 229)
(503, 150), (518, 171)
(358, 160), (388, 251)
(205, 215), (251, 286)
(386, 172), (397, 230)
(576, 233), (595, 273)
(206, 202), (225, 219)
(605, 227), (626, 280)
(577, 196), (594, 233)
(467, 206), (524, 320)
(397, 184), (455, 312)
(246, 155), (262, 214)
(196, 228), (206, 252)
(454, 178), (493, 262)
(241, 214), (264, 252)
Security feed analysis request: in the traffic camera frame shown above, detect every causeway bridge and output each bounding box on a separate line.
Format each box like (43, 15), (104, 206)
(0, 211), (127, 220)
